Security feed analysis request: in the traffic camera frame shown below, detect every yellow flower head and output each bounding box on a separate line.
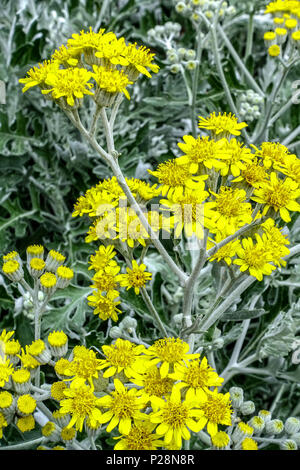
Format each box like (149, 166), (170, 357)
(63, 346), (102, 389)
(176, 135), (228, 174)
(42, 67), (94, 107)
(143, 337), (200, 378)
(169, 356), (224, 401)
(0, 356), (14, 387)
(88, 290), (122, 322)
(120, 260), (152, 295)
(59, 381), (103, 432)
(241, 437), (258, 450)
(268, 44), (281, 56)
(233, 234), (277, 281)
(161, 187), (208, 239)
(205, 187), (253, 236)
(197, 389), (233, 436)
(149, 159), (208, 196)
(90, 264), (122, 296)
(114, 420), (164, 450)
(130, 366), (174, 402)
(149, 386), (204, 448)
(198, 112), (248, 138)
(97, 379), (148, 435)
(218, 138), (254, 177)
(99, 338), (146, 378)
(92, 65), (133, 100)
(251, 172), (300, 222)
(88, 245), (117, 272)
(231, 157), (269, 188)
(19, 60), (59, 93)
(122, 42), (160, 81)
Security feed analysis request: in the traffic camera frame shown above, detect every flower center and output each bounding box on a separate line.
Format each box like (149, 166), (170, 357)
(111, 392), (138, 418)
(162, 402), (189, 427)
(153, 338), (187, 363)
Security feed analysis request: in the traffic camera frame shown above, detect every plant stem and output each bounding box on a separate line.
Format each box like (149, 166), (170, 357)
(140, 287), (168, 337)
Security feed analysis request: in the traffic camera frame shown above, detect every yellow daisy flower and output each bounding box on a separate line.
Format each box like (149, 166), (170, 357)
(149, 386), (204, 448)
(198, 112), (248, 138)
(251, 172), (300, 222)
(120, 260), (152, 295)
(98, 379), (148, 435)
(143, 337), (199, 378)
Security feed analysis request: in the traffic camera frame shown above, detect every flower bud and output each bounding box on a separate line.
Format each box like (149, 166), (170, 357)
(285, 417), (300, 435)
(229, 387), (244, 408)
(280, 439), (297, 450)
(240, 401), (255, 416)
(266, 419), (284, 435)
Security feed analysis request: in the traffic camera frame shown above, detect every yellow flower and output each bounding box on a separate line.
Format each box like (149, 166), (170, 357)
(217, 138), (254, 177)
(143, 337), (199, 378)
(205, 187), (253, 236)
(114, 420), (164, 450)
(130, 366), (174, 403)
(0, 356), (14, 387)
(209, 236), (241, 266)
(116, 207), (150, 248)
(161, 187), (208, 239)
(169, 357), (224, 401)
(92, 65), (133, 100)
(241, 437), (258, 450)
(211, 431), (231, 449)
(67, 27), (116, 56)
(176, 135), (227, 174)
(198, 112), (248, 138)
(149, 386), (204, 448)
(268, 44), (281, 56)
(251, 172), (300, 222)
(51, 44), (79, 66)
(120, 260), (152, 294)
(99, 338), (146, 378)
(87, 290), (122, 322)
(254, 141), (291, 169)
(233, 234), (276, 281)
(59, 381), (103, 432)
(88, 245), (117, 272)
(98, 379), (148, 435)
(197, 389), (233, 436)
(274, 153), (300, 184)
(231, 158), (269, 188)
(122, 42), (160, 81)
(17, 394), (37, 416)
(19, 60), (59, 93)
(127, 179), (160, 202)
(148, 159), (207, 196)
(90, 264), (122, 295)
(16, 415), (35, 433)
(63, 345), (102, 389)
(261, 218), (290, 266)
(42, 67), (94, 107)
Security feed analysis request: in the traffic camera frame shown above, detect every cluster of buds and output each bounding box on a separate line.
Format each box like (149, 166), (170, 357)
(109, 316), (138, 339)
(2, 245), (74, 297)
(225, 386), (300, 450)
(238, 89), (264, 122)
(0, 329), (69, 439)
(167, 47), (199, 74)
(174, 0), (236, 23)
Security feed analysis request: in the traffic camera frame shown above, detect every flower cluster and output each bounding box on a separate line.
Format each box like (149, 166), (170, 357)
(1, 328), (299, 450)
(263, 0), (300, 57)
(2, 245), (74, 294)
(86, 244), (152, 322)
(73, 111), (299, 283)
(19, 28), (159, 109)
